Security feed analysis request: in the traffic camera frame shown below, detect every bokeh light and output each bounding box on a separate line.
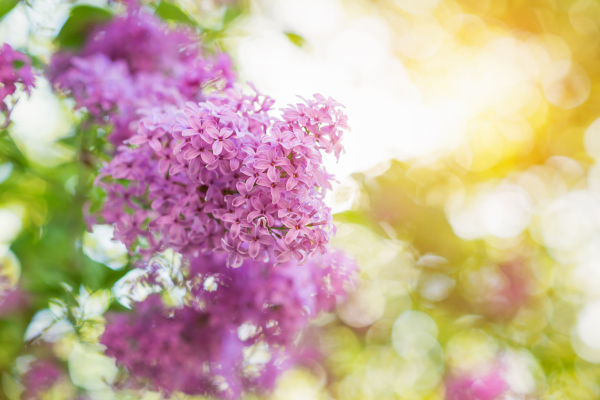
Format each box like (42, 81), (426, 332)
(4, 0), (600, 398)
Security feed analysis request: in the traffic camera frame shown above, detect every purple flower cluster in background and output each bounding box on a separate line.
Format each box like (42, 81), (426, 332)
(0, 43), (36, 116)
(0, 287), (28, 316)
(102, 250), (356, 397)
(96, 86), (348, 265)
(49, 3), (234, 144)
(445, 366), (507, 400)
(21, 360), (64, 400)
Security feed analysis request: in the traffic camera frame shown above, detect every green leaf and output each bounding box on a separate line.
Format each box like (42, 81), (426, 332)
(154, 1), (196, 26)
(55, 5), (112, 49)
(57, 134), (78, 148)
(285, 32), (306, 48)
(12, 59), (24, 69)
(28, 54), (45, 70)
(222, 6), (242, 28)
(0, 0), (19, 21)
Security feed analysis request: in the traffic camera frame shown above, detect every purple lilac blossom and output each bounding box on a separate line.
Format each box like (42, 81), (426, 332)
(445, 366), (507, 400)
(48, 4), (235, 144)
(478, 261), (530, 321)
(101, 250), (357, 398)
(0, 43), (36, 113)
(21, 360), (63, 400)
(0, 287), (28, 316)
(95, 86), (348, 265)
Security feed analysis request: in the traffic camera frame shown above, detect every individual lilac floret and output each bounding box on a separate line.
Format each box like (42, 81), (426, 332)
(0, 44), (36, 114)
(48, 3), (235, 144)
(95, 86), (349, 265)
(101, 250), (357, 398)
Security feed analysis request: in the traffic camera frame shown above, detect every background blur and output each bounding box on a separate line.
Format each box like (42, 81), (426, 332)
(2, 0), (600, 398)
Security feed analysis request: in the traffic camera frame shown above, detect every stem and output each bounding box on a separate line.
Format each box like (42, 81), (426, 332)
(268, 226), (287, 231)
(72, 127), (92, 274)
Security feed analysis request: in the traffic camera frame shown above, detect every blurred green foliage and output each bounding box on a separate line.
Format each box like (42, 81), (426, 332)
(55, 6), (112, 49)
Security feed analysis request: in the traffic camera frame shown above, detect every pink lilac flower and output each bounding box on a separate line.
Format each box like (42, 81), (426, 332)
(95, 86), (348, 265)
(0, 44), (36, 116)
(472, 261), (530, 321)
(21, 361), (63, 400)
(445, 366), (507, 400)
(48, 3), (235, 144)
(101, 250), (357, 398)
(0, 287), (28, 316)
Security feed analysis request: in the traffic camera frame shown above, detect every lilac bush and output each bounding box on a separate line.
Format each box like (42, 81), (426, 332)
(1, 1), (358, 397)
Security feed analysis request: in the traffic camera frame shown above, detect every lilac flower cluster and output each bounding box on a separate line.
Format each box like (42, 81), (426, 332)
(102, 250), (356, 397)
(49, 4), (234, 144)
(43, 2), (357, 397)
(96, 86), (348, 265)
(0, 44), (36, 114)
